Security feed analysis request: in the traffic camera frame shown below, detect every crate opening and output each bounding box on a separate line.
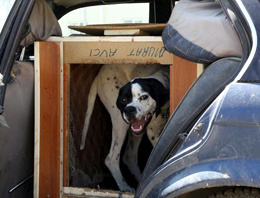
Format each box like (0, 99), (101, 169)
(67, 64), (157, 191)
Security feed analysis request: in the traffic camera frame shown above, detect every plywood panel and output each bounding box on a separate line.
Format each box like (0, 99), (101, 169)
(68, 23), (166, 36)
(34, 42), (40, 198)
(38, 42), (61, 198)
(64, 41), (173, 65)
(170, 55), (197, 113)
(104, 29), (150, 36)
(63, 187), (134, 198)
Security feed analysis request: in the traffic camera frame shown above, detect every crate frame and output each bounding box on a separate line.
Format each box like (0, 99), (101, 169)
(34, 36), (200, 198)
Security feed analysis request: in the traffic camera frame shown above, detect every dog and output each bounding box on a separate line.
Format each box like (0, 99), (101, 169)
(80, 64), (169, 192)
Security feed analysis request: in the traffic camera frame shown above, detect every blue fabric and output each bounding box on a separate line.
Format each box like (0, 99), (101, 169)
(162, 24), (219, 64)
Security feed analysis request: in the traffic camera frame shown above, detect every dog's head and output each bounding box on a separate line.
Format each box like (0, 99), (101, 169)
(116, 78), (169, 135)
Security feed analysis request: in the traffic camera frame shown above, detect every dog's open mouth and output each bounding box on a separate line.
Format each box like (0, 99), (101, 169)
(130, 113), (153, 135)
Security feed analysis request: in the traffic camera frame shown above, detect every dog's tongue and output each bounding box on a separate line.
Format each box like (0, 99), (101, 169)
(131, 119), (145, 134)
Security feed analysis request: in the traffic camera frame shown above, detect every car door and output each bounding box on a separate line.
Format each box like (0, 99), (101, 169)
(0, 1), (35, 197)
(0, 0), (35, 126)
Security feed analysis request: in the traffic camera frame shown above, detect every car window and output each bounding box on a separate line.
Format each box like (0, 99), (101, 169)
(59, 3), (149, 36)
(0, 0), (16, 34)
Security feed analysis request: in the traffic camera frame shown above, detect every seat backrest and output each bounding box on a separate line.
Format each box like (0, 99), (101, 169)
(140, 57), (242, 183)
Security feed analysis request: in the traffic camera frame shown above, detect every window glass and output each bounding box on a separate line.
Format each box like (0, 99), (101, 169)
(59, 3), (149, 36)
(0, 0), (16, 33)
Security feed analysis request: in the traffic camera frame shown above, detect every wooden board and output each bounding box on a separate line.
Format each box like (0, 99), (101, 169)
(34, 42), (40, 198)
(170, 55), (198, 113)
(104, 29), (150, 36)
(68, 23), (166, 36)
(34, 42), (63, 198)
(46, 36), (173, 65)
(63, 41), (172, 65)
(63, 187), (134, 198)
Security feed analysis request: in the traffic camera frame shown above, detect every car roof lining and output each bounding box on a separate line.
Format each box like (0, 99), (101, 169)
(52, 0), (152, 8)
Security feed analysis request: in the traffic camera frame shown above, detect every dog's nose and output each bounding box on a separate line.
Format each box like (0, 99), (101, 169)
(124, 106), (136, 115)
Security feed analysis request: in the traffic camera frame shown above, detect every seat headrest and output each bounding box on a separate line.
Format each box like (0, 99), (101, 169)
(21, 0), (62, 47)
(162, 0), (242, 64)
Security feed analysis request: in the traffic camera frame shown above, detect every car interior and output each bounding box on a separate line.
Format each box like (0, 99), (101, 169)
(1, 0), (251, 197)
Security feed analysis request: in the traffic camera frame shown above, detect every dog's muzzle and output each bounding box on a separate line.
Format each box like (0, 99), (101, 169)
(123, 106), (153, 136)
(124, 106), (137, 118)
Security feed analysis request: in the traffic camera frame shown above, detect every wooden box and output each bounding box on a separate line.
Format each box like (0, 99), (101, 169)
(34, 36), (200, 198)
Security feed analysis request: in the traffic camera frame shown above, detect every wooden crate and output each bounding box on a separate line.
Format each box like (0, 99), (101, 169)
(34, 36), (201, 198)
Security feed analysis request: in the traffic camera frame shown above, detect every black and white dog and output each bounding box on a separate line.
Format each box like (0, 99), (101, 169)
(80, 64), (169, 192)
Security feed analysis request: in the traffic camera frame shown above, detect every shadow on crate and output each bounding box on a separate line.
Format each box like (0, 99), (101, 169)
(68, 64), (153, 191)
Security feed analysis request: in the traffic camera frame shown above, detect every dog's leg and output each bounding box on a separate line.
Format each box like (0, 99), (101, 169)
(123, 132), (143, 182)
(80, 77), (98, 150)
(105, 116), (135, 193)
(96, 64), (136, 192)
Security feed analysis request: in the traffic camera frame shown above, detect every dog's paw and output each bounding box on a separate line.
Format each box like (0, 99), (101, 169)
(80, 142), (85, 150)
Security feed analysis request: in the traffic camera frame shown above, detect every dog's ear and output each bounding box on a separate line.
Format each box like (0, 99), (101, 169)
(148, 79), (169, 117)
(116, 88), (124, 111)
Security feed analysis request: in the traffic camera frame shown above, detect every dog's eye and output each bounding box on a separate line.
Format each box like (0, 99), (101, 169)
(140, 95), (148, 100)
(121, 98), (127, 103)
